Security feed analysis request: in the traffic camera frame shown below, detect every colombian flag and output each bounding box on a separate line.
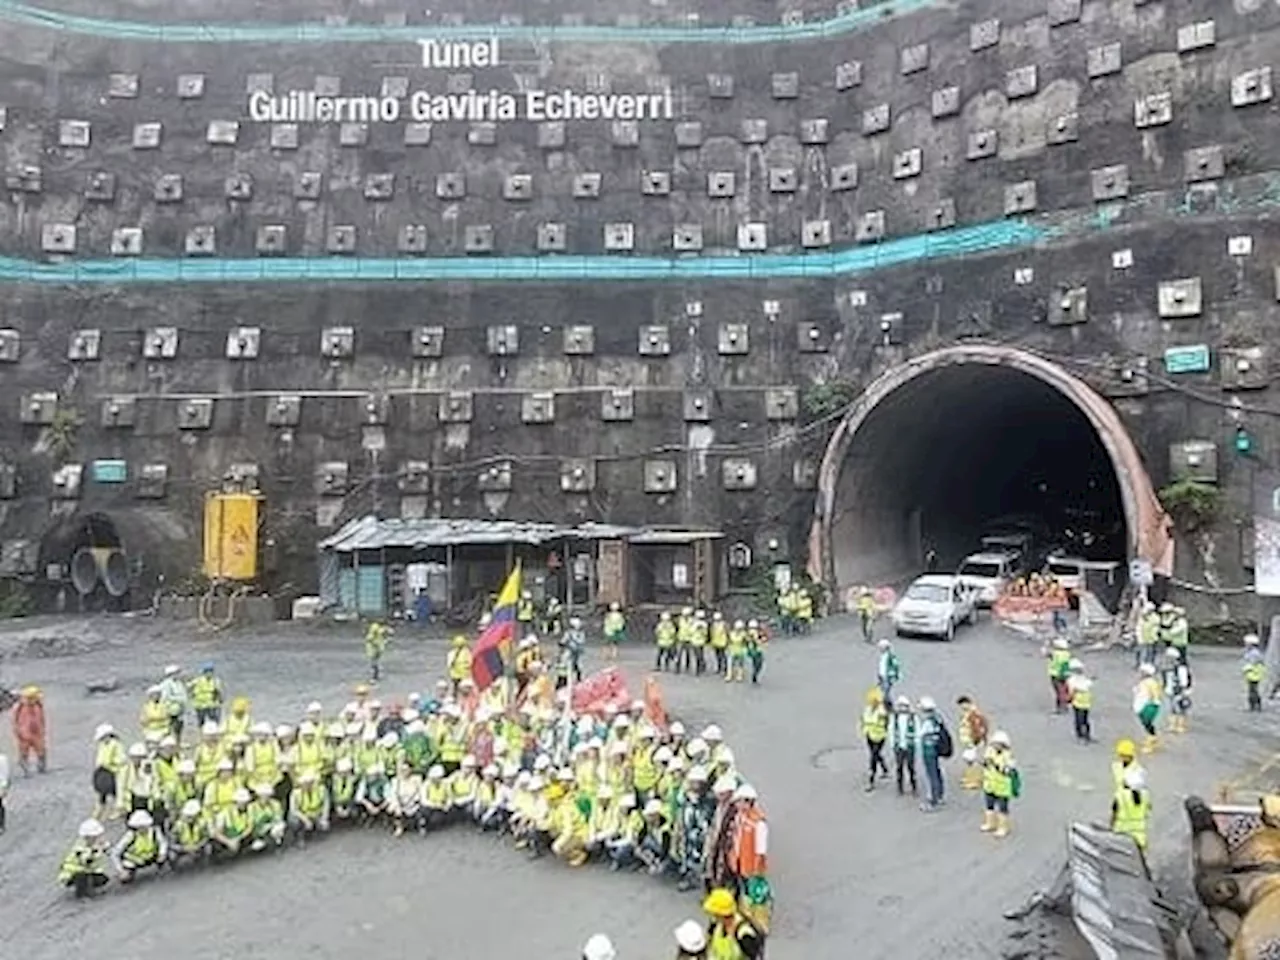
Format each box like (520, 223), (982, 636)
(472, 563), (521, 691)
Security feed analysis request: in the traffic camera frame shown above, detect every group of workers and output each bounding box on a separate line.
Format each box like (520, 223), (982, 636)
(1005, 572), (1068, 601)
(652, 610), (768, 684)
(860, 669), (1021, 837)
(57, 653), (773, 958)
(775, 585), (815, 635)
(581, 886), (766, 960)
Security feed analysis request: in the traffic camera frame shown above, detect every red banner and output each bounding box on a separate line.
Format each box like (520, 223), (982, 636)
(571, 667), (631, 716)
(993, 594), (1069, 622)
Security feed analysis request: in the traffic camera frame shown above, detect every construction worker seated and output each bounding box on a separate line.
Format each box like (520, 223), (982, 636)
(288, 770), (331, 842)
(636, 798), (673, 875)
(330, 757), (359, 822)
(170, 800), (210, 866)
(247, 784), (286, 851)
(448, 755), (480, 822)
(111, 809), (169, 883)
(421, 764), (451, 830)
(59, 819), (110, 899)
(211, 788), (253, 858)
(550, 768), (590, 867)
(356, 761), (390, 821)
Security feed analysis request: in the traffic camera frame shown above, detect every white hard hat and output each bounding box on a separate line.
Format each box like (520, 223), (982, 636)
(233, 788), (251, 804)
(406, 720), (425, 735)
(428, 765), (444, 780)
(919, 697), (937, 711)
(379, 732), (399, 748)
(217, 758), (235, 771)
(147, 685), (162, 696)
(164, 664), (181, 676)
(644, 798), (664, 816)
(254, 783), (274, 797)
(534, 754), (552, 771)
(502, 762), (520, 779)
(298, 722), (317, 736)
(482, 764), (499, 778)
(1068, 659), (1084, 672)
(127, 809), (153, 829)
(687, 738), (708, 756)
(570, 617), (582, 628)
(1140, 663), (1156, 676)
(669, 756), (687, 772)
(1053, 638), (1069, 649)
(877, 639), (891, 650)
(713, 775), (737, 795)
(94, 723), (115, 741)
(515, 770), (532, 786)
(202, 721), (221, 737)
(528, 775), (545, 790)
(734, 783), (758, 802)
(669, 721), (686, 737)
(462, 755), (477, 768)
(176, 758), (196, 775)
(583, 933), (617, 960)
(654, 746), (674, 765)
(336, 757), (354, 772)
(597, 785), (614, 800)
(306, 701), (323, 713)
(181, 800), (201, 818)
(702, 724), (723, 742)
(618, 792), (637, 809)
(631, 699), (646, 712)
(1245, 634), (1261, 645)
(345, 722), (363, 738)
(675, 919), (707, 953)
(325, 722), (344, 738)
(143, 730), (162, 744)
(1123, 768), (1147, 791)
(557, 768), (574, 782)
(717, 748), (735, 767)
(275, 724), (294, 739)
(991, 730), (1011, 747)
(1165, 647), (1182, 660)
(688, 765), (709, 782)
(79, 818), (105, 839)
(127, 743), (148, 759)
(252, 722), (272, 736)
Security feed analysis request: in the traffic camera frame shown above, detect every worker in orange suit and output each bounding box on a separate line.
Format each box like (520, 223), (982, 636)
(13, 685), (48, 775)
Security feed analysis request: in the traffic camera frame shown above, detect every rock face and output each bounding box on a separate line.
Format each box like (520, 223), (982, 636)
(0, 0), (1276, 616)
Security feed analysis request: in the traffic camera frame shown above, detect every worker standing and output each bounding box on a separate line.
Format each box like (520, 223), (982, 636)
(516, 590), (536, 640)
(856, 588), (877, 644)
(1136, 603), (1160, 668)
(1110, 767), (1151, 854)
(1133, 664), (1163, 754)
(676, 607), (695, 674)
(189, 663), (223, 726)
(655, 612), (677, 672)
(955, 695), (989, 791)
(364, 619), (391, 682)
(860, 688), (890, 792)
(1243, 634), (1266, 712)
(917, 697), (951, 812)
(446, 635), (472, 698)
(158, 665), (188, 741)
(1158, 603), (1190, 665)
(1161, 647), (1193, 734)
(979, 730), (1019, 839)
(690, 610), (709, 676)
(1066, 660), (1094, 744)
(889, 696), (918, 796)
(1111, 739), (1145, 792)
(1046, 639), (1072, 713)
(92, 723), (127, 820)
(876, 639), (901, 702)
(703, 887), (766, 960)
(12, 685), (47, 775)
(602, 602), (626, 661)
(726, 620), (748, 683)
(709, 612), (729, 675)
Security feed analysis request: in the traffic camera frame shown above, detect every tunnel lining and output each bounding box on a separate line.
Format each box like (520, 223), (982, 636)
(808, 345), (1173, 593)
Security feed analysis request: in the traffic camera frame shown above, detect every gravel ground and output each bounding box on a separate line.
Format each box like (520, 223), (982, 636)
(0, 611), (1272, 960)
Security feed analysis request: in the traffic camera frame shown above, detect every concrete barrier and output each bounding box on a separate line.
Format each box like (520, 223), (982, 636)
(157, 595), (277, 626)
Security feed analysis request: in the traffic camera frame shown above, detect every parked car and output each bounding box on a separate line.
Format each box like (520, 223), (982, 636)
(892, 575), (977, 641)
(1045, 553), (1087, 593)
(956, 551), (1020, 607)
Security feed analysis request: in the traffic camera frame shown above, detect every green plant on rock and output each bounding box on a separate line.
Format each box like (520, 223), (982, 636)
(1158, 478), (1221, 532)
(46, 407), (81, 459)
(802, 380), (858, 420)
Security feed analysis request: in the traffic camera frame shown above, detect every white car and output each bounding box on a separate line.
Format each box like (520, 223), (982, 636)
(956, 551), (1020, 607)
(892, 575), (977, 641)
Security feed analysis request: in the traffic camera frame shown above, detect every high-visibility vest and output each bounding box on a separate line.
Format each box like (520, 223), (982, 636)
(95, 738), (126, 774)
(448, 648), (472, 681)
(218, 807), (250, 839)
(440, 729), (467, 764)
(190, 674), (221, 709)
(225, 713), (252, 740)
(296, 739), (324, 776)
(861, 705), (888, 743)
(517, 598), (535, 622)
(709, 918), (757, 960)
(655, 622), (676, 648)
(981, 748), (1014, 799)
(691, 622), (708, 647)
(450, 773), (477, 803)
(1070, 682), (1093, 710)
(204, 778), (238, 814)
(247, 742), (280, 785)
(194, 744), (224, 785)
(1245, 661), (1266, 683)
(1048, 650), (1071, 679)
(332, 775), (357, 806)
(295, 785), (327, 817)
(174, 819), (207, 849)
(122, 829), (160, 866)
(1113, 787), (1151, 849)
(732, 806), (768, 877)
(727, 629), (747, 655)
(141, 700), (169, 736)
(424, 781), (450, 809)
(632, 748), (657, 791)
(710, 623), (729, 649)
(604, 611), (625, 637)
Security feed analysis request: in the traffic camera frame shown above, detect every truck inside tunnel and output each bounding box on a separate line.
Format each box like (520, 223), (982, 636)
(828, 361), (1129, 587)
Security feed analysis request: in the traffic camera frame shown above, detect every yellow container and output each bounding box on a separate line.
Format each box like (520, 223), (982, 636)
(203, 492), (261, 581)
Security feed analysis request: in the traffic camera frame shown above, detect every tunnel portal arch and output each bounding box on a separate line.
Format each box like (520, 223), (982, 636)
(808, 345), (1173, 594)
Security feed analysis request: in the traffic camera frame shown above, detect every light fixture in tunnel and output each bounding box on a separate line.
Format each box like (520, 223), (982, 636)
(1235, 427), (1253, 455)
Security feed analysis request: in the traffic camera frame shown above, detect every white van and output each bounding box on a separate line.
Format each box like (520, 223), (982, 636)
(1045, 554), (1086, 593)
(956, 551), (1020, 607)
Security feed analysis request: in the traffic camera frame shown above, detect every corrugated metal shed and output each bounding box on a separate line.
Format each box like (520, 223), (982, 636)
(318, 516), (642, 553)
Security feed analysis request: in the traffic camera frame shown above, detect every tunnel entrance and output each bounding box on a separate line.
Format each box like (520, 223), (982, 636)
(811, 346), (1172, 595)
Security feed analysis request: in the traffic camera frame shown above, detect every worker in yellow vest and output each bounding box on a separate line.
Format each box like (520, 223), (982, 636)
(203, 759), (240, 818)
(364, 620), (391, 682)
(676, 607), (695, 674)
(690, 610), (709, 676)
(295, 723), (326, 781)
(224, 697), (253, 741)
(860, 688), (890, 792)
(603, 602), (627, 661)
(139, 687), (170, 741)
(189, 663), (224, 726)
(655, 612), (677, 672)
(703, 887), (765, 960)
(1111, 739), (1144, 792)
(710, 612), (730, 675)
(1111, 767), (1151, 854)
(91, 724), (128, 820)
(447, 635), (473, 697)
(110, 809), (168, 883)
(979, 731), (1019, 839)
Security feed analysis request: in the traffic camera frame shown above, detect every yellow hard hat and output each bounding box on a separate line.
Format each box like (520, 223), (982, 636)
(452, 635), (468, 647)
(231, 696), (250, 712)
(354, 683), (370, 695)
(21, 685), (40, 698)
(1115, 738), (1136, 759)
(703, 888), (737, 918)
(866, 686), (883, 704)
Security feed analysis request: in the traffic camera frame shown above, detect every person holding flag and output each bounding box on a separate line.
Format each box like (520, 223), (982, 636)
(472, 564), (522, 694)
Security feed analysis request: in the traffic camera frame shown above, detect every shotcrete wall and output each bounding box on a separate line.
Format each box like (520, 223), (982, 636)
(0, 0), (1277, 621)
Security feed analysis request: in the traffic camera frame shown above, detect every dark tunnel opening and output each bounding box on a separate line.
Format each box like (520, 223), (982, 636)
(830, 363), (1128, 587)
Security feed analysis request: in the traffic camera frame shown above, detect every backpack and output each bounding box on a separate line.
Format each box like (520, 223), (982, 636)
(936, 723), (954, 759)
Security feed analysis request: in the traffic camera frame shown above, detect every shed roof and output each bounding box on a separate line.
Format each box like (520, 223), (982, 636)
(318, 516), (642, 552)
